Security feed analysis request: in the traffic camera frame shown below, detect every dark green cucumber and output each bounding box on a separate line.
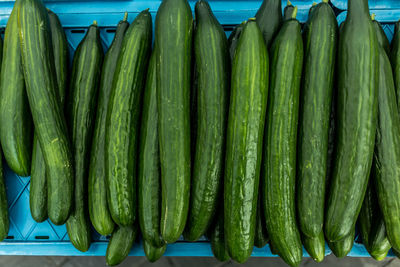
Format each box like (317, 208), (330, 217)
(372, 16), (390, 55)
(18, 0), (74, 225)
(269, 242), (279, 255)
(143, 240), (167, 263)
(327, 229), (355, 258)
(297, 0), (337, 238)
(390, 20), (400, 106)
(263, 8), (303, 267)
(0, 0), (32, 177)
(209, 211), (230, 262)
(106, 10), (152, 227)
(225, 19), (268, 263)
(283, 1), (295, 21)
(138, 51), (164, 248)
(254, 196), (269, 248)
(66, 21), (103, 252)
(30, 9), (69, 223)
(371, 20), (400, 254)
(228, 22), (244, 61)
(184, 0), (229, 242)
(0, 148), (8, 241)
(302, 231), (325, 263)
(255, 0), (282, 47)
(325, 0), (379, 242)
(155, 0), (193, 243)
(106, 225), (138, 266)
(89, 14), (128, 237)
(359, 182), (391, 261)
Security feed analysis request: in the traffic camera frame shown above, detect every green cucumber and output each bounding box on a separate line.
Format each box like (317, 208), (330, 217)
(106, 10), (152, 227)
(228, 22), (244, 61)
(66, 21), (103, 252)
(283, 1), (295, 21)
(302, 231), (325, 263)
(30, 9), (68, 223)
(308, 2), (317, 16)
(255, 0), (282, 47)
(372, 16), (390, 55)
(297, 0), (337, 239)
(155, 0), (193, 243)
(225, 19), (268, 263)
(390, 20), (400, 106)
(327, 229), (355, 258)
(254, 197), (269, 248)
(89, 14), (128, 237)
(184, 0), (229, 242)
(325, 0), (379, 242)
(138, 51), (164, 248)
(269, 242), (279, 255)
(209, 210), (230, 262)
(106, 225), (138, 266)
(143, 240), (167, 262)
(0, 0), (32, 177)
(18, 0), (74, 225)
(263, 8), (303, 267)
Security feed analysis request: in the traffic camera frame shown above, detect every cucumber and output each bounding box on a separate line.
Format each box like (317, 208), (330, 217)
(155, 0), (193, 243)
(30, 9), (68, 223)
(325, 0), (379, 242)
(269, 242), (279, 255)
(0, 0), (32, 177)
(327, 229), (355, 258)
(372, 16), (390, 55)
(184, 0), (229, 242)
(297, 0), (337, 239)
(106, 10), (152, 227)
(106, 225), (138, 266)
(302, 231), (325, 263)
(18, 0), (74, 225)
(308, 2), (317, 16)
(138, 51), (164, 248)
(208, 206), (230, 262)
(224, 19), (268, 263)
(254, 196), (269, 248)
(390, 20), (400, 106)
(228, 22), (244, 61)
(0, 149), (8, 241)
(263, 8), (303, 267)
(89, 14), (128, 237)
(359, 183), (391, 261)
(66, 21), (103, 252)
(255, 0), (282, 47)
(143, 240), (166, 263)
(283, 1), (295, 21)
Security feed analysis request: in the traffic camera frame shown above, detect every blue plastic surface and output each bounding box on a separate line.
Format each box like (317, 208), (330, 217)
(331, 0), (400, 11)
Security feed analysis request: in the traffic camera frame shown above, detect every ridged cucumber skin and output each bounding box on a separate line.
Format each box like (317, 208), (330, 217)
(66, 23), (103, 252)
(89, 17), (128, 237)
(263, 17), (303, 267)
(18, 0), (74, 225)
(327, 229), (355, 258)
(0, 0), (32, 177)
(254, 196), (269, 248)
(155, 0), (193, 243)
(106, 225), (138, 266)
(0, 149), (9, 241)
(184, 0), (229, 242)
(138, 51), (165, 248)
(373, 20), (390, 55)
(302, 231), (325, 263)
(106, 10), (152, 227)
(283, 3), (295, 21)
(359, 183), (391, 261)
(224, 20), (268, 264)
(390, 21), (400, 107)
(30, 9), (68, 223)
(297, 2), (337, 238)
(143, 240), (167, 263)
(325, 0), (379, 242)
(255, 0), (282, 47)
(227, 22), (244, 61)
(209, 211), (230, 262)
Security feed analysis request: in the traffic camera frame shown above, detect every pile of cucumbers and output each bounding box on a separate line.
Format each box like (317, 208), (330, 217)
(0, 0), (399, 265)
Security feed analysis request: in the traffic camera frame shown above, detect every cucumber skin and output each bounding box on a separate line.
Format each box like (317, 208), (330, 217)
(30, 9), (68, 223)
(283, 4), (295, 21)
(390, 21), (400, 107)
(327, 229), (355, 258)
(155, 0), (193, 243)
(208, 205), (230, 262)
(184, 0), (229, 242)
(224, 20), (268, 264)
(138, 51), (164, 248)
(18, 0), (74, 225)
(227, 23), (244, 61)
(89, 18), (128, 237)
(0, 0), (32, 177)
(143, 240), (167, 263)
(255, 0), (282, 47)
(254, 196), (269, 248)
(106, 225), (138, 266)
(297, 2), (337, 238)
(263, 18), (303, 267)
(106, 10), (152, 227)
(373, 20), (390, 55)
(302, 231), (325, 263)
(325, 0), (379, 242)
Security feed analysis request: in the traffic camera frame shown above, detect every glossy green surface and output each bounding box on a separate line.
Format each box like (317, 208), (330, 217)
(143, 240), (166, 263)
(327, 229), (355, 258)
(106, 225), (138, 266)
(209, 208), (229, 262)
(302, 231), (325, 263)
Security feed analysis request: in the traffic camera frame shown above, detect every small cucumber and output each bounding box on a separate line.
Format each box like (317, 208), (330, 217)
(143, 240), (167, 263)
(302, 231), (325, 263)
(106, 225), (138, 266)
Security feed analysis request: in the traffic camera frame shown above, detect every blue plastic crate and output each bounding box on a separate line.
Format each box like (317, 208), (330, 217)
(332, 0), (400, 11)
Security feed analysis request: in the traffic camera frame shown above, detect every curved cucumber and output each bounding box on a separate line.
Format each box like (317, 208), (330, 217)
(89, 14), (128, 236)
(18, 0), (74, 225)
(106, 225), (138, 266)
(0, 0), (32, 177)
(297, 1), (337, 238)
(184, 0), (229, 242)
(325, 0), (379, 242)
(302, 231), (325, 263)
(255, 0), (282, 47)
(327, 229), (355, 258)
(225, 19), (268, 263)
(208, 207), (230, 262)
(143, 240), (166, 263)
(106, 10), (152, 227)
(263, 9), (303, 267)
